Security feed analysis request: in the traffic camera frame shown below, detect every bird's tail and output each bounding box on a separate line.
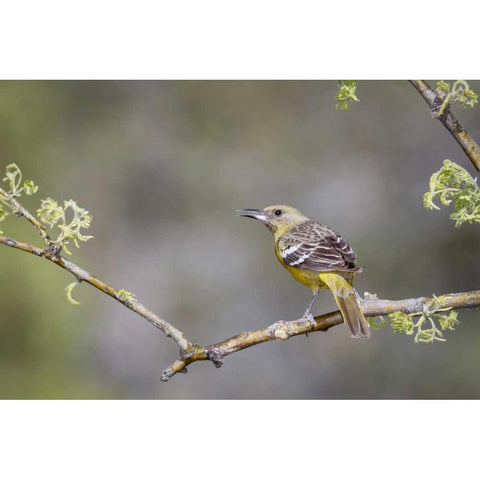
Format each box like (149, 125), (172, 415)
(318, 272), (370, 339)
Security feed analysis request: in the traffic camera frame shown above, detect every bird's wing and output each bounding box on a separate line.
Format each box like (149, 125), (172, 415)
(277, 221), (361, 272)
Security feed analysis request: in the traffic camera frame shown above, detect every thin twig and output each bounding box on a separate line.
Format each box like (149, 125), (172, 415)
(410, 80), (480, 171)
(0, 234), (196, 357)
(0, 185), (52, 244)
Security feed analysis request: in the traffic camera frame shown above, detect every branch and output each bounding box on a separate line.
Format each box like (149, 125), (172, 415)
(2, 232), (479, 382)
(161, 290), (480, 382)
(410, 80), (480, 171)
(2, 166), (480, 384)
(0, 234), (198, 358)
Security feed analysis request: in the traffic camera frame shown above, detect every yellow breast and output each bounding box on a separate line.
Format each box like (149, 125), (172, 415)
(274, 244), (326, 291)
(274, 243), (356, 292)
(285, 264), (327, 290)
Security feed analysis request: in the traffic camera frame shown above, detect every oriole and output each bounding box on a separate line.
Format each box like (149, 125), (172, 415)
(237, 205), (370, 338)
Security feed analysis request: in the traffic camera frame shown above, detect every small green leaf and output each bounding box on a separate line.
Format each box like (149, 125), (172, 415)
(0, 204), (6, 234)
(435, 80), (450, 94)
(438, 311), (460, 331)
(116, 289), (136, 307)
(37, 197), (94, 255)
(23, 180), (38, 196)
(3, 163), (22, 195)
(54, 200), (93, 254)
(435, 80), (478, 112)
(367, 316), (388, 330)
(451, 80), (478, 109)
(389, 294), (460, 343)
(0, 204), (7, 223)
(37, 197), (64, 227)
(424, 159), (480, 227)
(389, 311), (415, 335)
(65, 281), (81, 306)
(335, 80), (359, 110)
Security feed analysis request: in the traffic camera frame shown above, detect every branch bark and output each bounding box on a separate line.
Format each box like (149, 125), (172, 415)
(1, 234), (480, 383)
(160, 290), (480, 381)
(410, 80), (480, 171)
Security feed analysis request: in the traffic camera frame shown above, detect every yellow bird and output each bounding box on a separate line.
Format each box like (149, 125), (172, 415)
(237, 205), (370, 338)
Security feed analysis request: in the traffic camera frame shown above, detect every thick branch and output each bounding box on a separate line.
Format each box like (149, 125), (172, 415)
(410, 80), (480, 171)
(161, 290), (480, 382)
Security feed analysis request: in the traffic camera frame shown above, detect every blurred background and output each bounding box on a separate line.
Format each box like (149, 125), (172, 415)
(0, 80), (478, 399)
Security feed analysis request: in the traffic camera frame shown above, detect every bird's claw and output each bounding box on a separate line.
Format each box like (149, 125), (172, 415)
(303, 313), (316, 329)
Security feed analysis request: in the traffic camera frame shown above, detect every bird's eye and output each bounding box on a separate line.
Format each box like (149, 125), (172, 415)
(274, 209), (282, 216)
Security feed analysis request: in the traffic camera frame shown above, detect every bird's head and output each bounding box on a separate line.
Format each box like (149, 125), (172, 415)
(236, 205), (309, 238)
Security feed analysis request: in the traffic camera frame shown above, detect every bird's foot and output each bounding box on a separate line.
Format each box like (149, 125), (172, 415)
(303, 313), (316, 329)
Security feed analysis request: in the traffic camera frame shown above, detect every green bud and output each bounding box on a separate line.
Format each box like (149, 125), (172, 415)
(335, 80), (359, 110)
(23, 180), (38, 196)
(389, 311), (414, 335)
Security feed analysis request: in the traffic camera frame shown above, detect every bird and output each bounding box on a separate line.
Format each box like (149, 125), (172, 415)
(236, 205), (370, 338)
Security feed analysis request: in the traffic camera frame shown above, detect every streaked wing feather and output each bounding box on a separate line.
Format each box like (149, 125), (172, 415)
(278, 221), (361, 272)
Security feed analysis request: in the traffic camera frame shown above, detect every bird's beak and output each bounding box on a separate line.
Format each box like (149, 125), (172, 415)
(236, 208), (268, 222)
